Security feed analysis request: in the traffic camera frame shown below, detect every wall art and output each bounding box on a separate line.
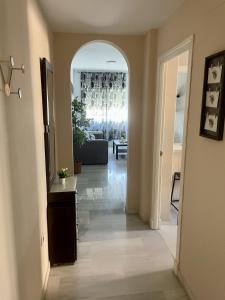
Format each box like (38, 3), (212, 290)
(200, 50), (225, 140)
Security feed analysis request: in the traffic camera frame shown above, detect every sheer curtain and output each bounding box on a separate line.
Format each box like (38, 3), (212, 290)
(81, 72), (128, 140)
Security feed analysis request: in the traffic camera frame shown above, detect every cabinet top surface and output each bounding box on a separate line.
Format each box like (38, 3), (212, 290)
(50, 176), (77, 193)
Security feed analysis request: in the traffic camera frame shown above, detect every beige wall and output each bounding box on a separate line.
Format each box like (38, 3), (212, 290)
(139, 30), (157, 222)
(0, 0), (53, 299)
(0, 3), (19, 297)
(157, 0), (225, 299)
(2, 1), (225, 300)
(53, 33), (145, 213)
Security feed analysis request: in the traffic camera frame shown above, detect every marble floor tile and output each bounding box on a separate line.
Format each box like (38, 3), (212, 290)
(159, 225), (178, 258)
(45, 147), (189, 300)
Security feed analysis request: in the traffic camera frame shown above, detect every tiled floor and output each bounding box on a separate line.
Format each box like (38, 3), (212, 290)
(45, 147), (189, 300)
(160, 177), (179, 258)
(159, 224), (177, 258)
(77, 147), (127, 241)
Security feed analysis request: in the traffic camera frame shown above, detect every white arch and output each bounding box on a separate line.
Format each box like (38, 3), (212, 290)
(70, 40), (130, 127)
(70, 41), (130, 209)
(70, 40), (130, 73)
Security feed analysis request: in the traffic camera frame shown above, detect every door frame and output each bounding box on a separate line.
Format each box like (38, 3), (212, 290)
(150, 35), (194, 272)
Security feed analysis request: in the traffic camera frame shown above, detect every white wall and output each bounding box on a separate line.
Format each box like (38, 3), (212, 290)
(174, 70), (187, 144)
(71, 41), (128, 71)
(72, 69), (81, 99)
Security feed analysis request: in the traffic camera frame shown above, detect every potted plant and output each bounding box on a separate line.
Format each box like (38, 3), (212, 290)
(57, 168), (69, 184)
(72, 97), (90, 174)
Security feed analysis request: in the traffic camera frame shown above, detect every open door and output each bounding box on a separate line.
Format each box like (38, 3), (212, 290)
(151, 36), (194, 271)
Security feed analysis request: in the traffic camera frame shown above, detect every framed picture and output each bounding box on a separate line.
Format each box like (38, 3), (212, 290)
(200, 50), (225, 140)
(206, 90), (220, 108)
(204, 112), (218, 132)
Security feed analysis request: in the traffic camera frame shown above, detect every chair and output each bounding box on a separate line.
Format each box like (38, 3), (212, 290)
(171, 172), (181, 211)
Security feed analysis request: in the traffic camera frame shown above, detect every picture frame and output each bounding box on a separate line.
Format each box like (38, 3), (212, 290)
(200, 50), (225, 140)
(206, 90), (220, 108)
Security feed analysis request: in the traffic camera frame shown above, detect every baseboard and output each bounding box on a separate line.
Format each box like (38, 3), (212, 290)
(125, 207), (138, 214)
(41, 262), (50, 300)
(173, 258), (179, 275)
(177, 269), (196, 300)
(150, 218), (160, 230)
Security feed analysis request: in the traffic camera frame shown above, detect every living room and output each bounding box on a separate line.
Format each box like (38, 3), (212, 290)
(71, 41), (129, 237)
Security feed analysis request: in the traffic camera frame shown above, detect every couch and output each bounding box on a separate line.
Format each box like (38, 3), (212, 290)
(74, 131), (108, 165)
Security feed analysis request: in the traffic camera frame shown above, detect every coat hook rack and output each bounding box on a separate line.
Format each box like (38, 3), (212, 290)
(11, 88), (22, 99)
(0, 56), (25, 99)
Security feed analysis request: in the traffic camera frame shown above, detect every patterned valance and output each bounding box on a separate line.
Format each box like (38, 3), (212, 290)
(80, 71), (128, 140)
(81, 72), (127, 93)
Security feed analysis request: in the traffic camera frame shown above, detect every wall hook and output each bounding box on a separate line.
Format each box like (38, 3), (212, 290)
(10, 88), (22, 99)
(0, 56), (25, 99)
(0, 56), (14, 66)
(10, 64), (25, 73)
(9, 56), (14, 67)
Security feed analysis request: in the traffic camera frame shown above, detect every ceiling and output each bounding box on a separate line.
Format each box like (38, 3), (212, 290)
(71, 42), (128, 71)
(39, 0), (185, 34)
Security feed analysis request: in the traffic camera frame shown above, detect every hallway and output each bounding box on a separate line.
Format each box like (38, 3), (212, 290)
(46, 148), (189, 300)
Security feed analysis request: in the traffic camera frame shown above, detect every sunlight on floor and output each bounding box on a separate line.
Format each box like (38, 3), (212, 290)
(45, 147), (189, 300)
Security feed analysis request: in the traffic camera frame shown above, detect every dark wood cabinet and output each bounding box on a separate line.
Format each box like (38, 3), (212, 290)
(41, 58), (78, 266)
(47, 187), (77, 266)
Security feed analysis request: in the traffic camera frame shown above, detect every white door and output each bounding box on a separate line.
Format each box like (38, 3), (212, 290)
(160, 57), (179, 221)
(151, 36), (194, 272)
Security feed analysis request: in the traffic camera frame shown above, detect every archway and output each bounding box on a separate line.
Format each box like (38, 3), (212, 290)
(70, 41), (129, 238)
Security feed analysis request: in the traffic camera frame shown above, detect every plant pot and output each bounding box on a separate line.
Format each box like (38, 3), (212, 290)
(74, 160), (82, 174)
(59, 177), (66, 184)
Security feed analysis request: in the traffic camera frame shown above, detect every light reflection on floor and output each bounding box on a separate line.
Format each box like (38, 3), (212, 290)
(77, 146), (127, 241)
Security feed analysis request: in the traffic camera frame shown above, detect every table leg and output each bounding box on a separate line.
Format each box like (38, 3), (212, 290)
(116, 145), (118, 160)
(113, 141), (115, 154)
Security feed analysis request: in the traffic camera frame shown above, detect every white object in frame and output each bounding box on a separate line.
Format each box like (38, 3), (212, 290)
(208, 65), (222, 84)
(206, 90), (220, 108)
(204, 112), (218, 132)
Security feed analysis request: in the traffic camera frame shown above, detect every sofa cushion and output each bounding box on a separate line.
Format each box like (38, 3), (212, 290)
(87, 130), (104, 139)
(74, 139), (108, 165)
(89, 133), (96, 140)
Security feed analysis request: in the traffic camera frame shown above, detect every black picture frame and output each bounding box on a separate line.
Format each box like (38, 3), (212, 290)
(200, 50), (225, 140)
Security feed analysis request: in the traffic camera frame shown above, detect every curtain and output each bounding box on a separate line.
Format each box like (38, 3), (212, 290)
(81, 72), (128, 140)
